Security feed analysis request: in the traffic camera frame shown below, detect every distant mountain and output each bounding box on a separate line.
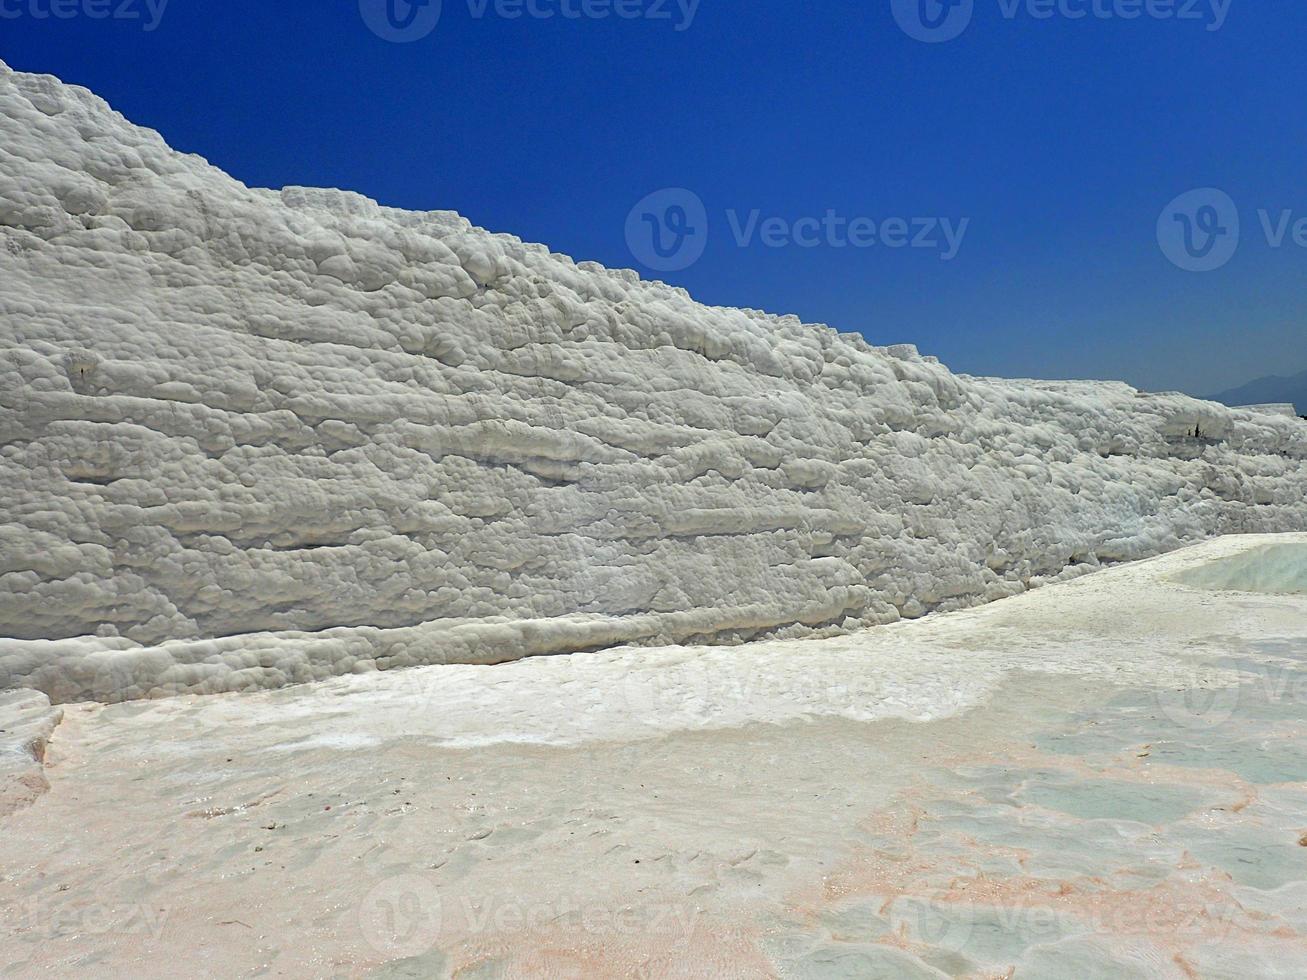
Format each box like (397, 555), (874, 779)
(1208, 370), (1307, 414)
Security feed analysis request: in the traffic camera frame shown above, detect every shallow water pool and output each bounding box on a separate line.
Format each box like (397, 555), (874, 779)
(1172, 543), (1307, 594)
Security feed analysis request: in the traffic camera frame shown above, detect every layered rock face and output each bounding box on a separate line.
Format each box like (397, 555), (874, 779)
(1, 64), (1304, 702)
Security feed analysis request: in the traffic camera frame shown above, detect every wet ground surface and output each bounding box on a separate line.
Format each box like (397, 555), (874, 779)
(1, 536), (1305, 978)
(764, 640), (1307, 979)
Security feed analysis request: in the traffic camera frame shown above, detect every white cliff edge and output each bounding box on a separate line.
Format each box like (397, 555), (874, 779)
(1, 63), (1304, 702)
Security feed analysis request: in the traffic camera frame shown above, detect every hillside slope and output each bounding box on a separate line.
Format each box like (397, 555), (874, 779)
(1209, 369), (1307, 414)
(1, 63), (1304, 702)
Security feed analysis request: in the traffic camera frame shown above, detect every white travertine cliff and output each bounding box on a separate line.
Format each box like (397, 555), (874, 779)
(1, 63), (1303, 702)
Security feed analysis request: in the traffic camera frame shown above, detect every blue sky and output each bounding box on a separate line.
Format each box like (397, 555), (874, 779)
(2, 0), (1303, 394)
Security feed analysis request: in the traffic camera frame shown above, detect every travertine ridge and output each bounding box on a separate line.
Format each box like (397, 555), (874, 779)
(1, 62), (1303, 702)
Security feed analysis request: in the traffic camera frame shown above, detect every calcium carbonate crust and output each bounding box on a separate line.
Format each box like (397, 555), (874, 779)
(0, 689), (62, 815)
(1, 62), (1304, 703)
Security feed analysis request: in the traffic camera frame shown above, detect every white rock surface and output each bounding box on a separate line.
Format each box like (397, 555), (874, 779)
(0, 689), (62, 816)
(3, 536), (1306, 978)
(1235, 402), (1299, 419)
(1, 62), (1304, 702)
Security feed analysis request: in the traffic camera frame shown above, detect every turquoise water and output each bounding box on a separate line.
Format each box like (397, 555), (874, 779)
(1174, 543), (1307, 594)
(766, 636), (1307, 979)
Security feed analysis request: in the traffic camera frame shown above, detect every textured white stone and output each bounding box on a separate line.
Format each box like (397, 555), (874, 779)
(0, 62), (1304, 702)
(0, 689), (61, 816)
(1235, 403), (1299, 419)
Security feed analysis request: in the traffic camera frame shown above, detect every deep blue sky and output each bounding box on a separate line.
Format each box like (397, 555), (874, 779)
(3, 0), (1304, 394)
